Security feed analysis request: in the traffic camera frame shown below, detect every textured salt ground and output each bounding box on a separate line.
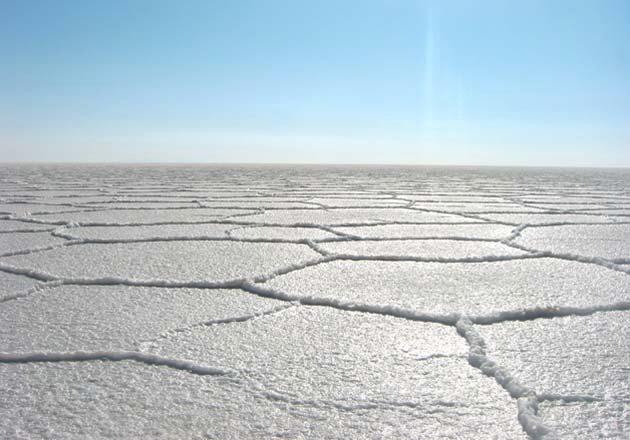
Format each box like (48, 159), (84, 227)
(0, 285), (283, 352)
(83, 201), (203, 209)
(147, 307), (526, 439)
(0, 219), (53, 232)
(2, 241), (320, 282)
(2, 195), (105, 204)
(230, 226), (339, 240)
(537, 400), (629, 440)
(515, 224), (630, 261)
(25, 196), (124, 205)
(66, 223), (234, 241)
(0, 360), (526, 440)
(480, 311), (630, 439)
(31, 208), (258, 225)
(0, 362), (256, 440)
(333, 223), (515, 239)
(262, 258), (630, 317)
(2, 164), (630, 439)
(398, 195), (509, 203)
(0, 271), (38, 300)
(279, 192), (395, 199)
(411, 202), (548, 213)
(477, 213), (617, 225)
(1, 190), (105, 197)
(242, 208), (471, 225)
(65, 224), (339, 242)
(85, 196), (206, 202)
(0, 231), (67, 255)
(113, 191), (260, 198)
(205, 196), (318, 202)
(601, 202), (630, 207)
(0, 203), (90, 215)
(519, 203), (611, 211)
(515, 196), (630, 205)
(580, 209), (630, 216)
(200, 200), (320, 209)
(94, 196), (210, 202)
(306, 197), (408, 207)
(319, 239), (526, 258)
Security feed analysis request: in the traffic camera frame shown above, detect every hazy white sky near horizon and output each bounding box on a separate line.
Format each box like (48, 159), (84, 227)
(1, 1), (629, 166)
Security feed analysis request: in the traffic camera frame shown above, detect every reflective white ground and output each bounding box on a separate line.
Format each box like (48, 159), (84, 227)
(1, 164), (629, 439)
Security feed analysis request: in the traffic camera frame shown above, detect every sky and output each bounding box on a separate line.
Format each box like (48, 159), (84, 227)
(1, 0), (629, 166)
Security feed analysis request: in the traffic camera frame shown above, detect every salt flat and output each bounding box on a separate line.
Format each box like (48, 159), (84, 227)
(1, 164), (629, 439)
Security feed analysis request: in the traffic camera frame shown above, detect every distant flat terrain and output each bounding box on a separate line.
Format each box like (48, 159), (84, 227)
(1, 164), (629, 439)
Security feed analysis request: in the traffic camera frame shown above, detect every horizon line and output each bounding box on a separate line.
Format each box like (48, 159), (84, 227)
(1, 161), (630, 170)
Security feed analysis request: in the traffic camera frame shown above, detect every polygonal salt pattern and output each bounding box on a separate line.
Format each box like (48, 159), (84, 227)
(319, 239), (526, 259)
(147, 307), (527, 438)
(31, 208), (257, 225)
(2, 241), (320, 283)
(262, 258), (630, 317)
(584, 209), (630, 216)
(333, 223), (515, 239)
(411, 202), (548, 213)
(481, 311), (630, 400)
(515, 223), (630, 261)
(476, 212), (617, 225)
(306, 197), (409, 207)
(480, 311), (630, 438)
(0, 219), (53, 232)
(83, 201), (203, 209)
(398, 194), (509, 203)
(242, 208), (471, 225)
(0, 271), (39, 301)
(0, 203), (88, 216)
(230, 226), (339, 240)
(2, 164), (630, 439)
(67, 223), (234, 241)
(0, 285), (283, 352)
(521, 203), (610, 211)
(537, 400), (629, 439)
(200, 200), (319, 209)
(0, 359), (527, 439)
(0, 231), (67, 256)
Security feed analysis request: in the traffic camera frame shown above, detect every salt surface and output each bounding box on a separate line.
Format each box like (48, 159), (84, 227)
(1, 164), (629, 439)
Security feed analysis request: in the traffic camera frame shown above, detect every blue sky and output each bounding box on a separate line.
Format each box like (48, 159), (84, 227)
(1, 0), (629, 166)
